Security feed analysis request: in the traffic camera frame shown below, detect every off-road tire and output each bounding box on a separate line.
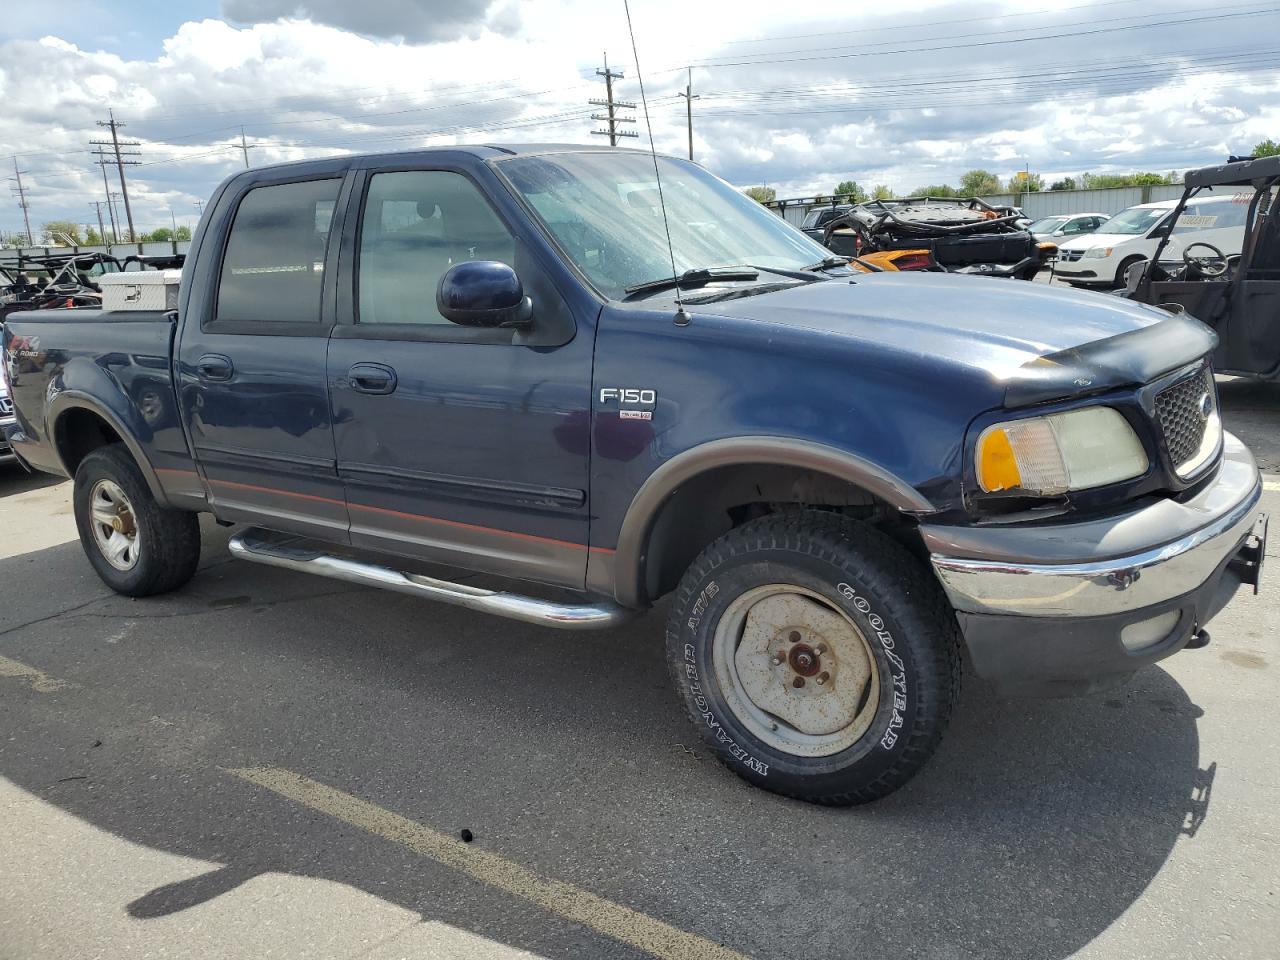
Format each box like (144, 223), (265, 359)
(73, 445), (200, 597)
(666, 511), (961, 805)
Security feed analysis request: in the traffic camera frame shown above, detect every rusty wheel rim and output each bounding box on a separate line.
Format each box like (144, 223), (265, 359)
(712, 584), (880, 758)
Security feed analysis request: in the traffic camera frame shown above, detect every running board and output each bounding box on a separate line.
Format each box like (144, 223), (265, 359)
(227, 529), (634, 631)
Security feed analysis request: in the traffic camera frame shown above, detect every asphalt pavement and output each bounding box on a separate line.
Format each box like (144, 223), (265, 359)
(1, 379), (1277, 960)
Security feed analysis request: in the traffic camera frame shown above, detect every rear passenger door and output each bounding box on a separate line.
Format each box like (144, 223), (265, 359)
(326, 161), (595, 589)
(178, 172), (352, 540)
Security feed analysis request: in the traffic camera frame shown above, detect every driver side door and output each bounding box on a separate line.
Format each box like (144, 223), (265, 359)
(326, 162), (597, 588)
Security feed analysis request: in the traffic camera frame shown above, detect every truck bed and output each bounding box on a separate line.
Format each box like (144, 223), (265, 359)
(2, 308), (202, 506)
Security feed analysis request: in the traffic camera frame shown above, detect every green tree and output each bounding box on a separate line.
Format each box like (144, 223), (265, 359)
(833, 180), (867, 202)
(84, 227), (104, 245)
(1252, 138), (1280, 158)
(1048, 176), (1077, 191)
(958, 169), (1002, 196)
(871, 184), (895, 200)
(913, 184), (959, 198)
(41, 220), (83, 245)
(1008, 171), (1044, 194)
(743, 185), (776, 204)
(143, 228), (175, 242)
(175, 225), (192, 241)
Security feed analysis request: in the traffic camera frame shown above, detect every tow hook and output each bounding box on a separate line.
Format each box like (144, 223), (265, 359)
(1228, 513), (1268, 595)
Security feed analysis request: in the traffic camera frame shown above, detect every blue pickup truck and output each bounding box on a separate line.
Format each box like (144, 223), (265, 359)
(1, 145), (1266, 804)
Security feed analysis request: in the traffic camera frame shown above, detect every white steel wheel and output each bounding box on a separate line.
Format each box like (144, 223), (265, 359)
(88, 478), (142, 571)
(712, 583), (881, 758)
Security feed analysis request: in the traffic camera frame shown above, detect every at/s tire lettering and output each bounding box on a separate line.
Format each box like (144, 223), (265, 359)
(682, 638), (769, 776)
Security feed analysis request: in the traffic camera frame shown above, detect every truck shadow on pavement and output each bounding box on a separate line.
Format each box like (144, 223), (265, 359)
(0, 529), (1214, 960)
(0, 464), (64, 496)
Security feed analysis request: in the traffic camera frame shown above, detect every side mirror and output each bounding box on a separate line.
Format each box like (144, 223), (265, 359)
(436, 260), (532, 328)
(1053, 229), (1066, 236)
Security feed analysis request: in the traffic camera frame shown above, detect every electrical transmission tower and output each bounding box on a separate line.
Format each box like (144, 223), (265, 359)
(91, 110), (140, 242)
(9, 157), (34, 246)
(590, 54), (636, 146)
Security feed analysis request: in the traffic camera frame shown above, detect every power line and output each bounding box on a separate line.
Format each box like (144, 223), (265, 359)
(91, 110), (140, 242)
(686, 6), (1279, 69)
(590, 54), (637, 146)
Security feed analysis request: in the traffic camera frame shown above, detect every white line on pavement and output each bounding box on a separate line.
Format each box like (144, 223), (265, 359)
(227, 766), (750, 960)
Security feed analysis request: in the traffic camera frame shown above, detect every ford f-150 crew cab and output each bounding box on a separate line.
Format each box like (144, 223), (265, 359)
(1, 145), (1266, 805)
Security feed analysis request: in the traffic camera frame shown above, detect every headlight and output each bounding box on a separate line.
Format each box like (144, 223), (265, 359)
(1084, 246), (1114, 259)
(976, 406), (1148, 495)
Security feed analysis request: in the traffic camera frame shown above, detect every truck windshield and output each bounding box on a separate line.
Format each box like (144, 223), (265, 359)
(499, 151), (829, 299)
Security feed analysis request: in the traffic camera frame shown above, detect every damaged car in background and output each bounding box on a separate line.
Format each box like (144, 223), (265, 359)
(821, 196), (1055, 279)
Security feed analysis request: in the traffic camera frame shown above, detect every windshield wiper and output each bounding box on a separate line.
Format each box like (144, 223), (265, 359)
(623, 267), (759, 298)
(683, 280), (808, 304)
(801, 255), (852, 272)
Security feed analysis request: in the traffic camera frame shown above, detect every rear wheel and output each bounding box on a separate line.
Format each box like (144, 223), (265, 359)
(73, 445), (200, 597)
(666, 512), (962, 805)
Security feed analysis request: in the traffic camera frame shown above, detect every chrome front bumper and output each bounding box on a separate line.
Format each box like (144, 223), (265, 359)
(924, 433), (1261, 618)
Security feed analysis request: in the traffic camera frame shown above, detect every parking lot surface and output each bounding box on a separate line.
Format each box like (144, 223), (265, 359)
(1, 381), (1278, 960)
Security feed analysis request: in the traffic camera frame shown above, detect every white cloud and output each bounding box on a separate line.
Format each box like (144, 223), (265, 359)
(0, 0), (1277, 238)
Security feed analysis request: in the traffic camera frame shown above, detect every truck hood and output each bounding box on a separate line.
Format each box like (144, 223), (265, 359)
(688, 271), (1215, 407)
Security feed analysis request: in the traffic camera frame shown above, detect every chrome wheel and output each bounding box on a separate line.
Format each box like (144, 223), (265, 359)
(712, 584), (880, 758)
(89, 479), (141, 572)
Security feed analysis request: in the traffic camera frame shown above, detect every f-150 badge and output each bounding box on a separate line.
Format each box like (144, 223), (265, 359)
(599, 387), (655, 420)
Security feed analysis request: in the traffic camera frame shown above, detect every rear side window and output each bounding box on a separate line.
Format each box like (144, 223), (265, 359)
(217, 179), (342, 324)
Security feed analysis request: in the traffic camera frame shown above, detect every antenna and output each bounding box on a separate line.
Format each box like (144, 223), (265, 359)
(622, 0), (688, 326)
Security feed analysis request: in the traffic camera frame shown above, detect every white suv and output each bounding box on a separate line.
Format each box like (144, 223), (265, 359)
(1054, 194), (1249, 288)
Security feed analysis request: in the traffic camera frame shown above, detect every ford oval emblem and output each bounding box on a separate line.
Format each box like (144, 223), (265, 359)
(1198, 392), (1214, 420)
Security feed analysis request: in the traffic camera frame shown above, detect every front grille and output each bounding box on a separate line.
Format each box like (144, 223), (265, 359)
(1154, 366), (1217, 476)
(1058, 249), (1084, 262)
(0, 397), (11, 416)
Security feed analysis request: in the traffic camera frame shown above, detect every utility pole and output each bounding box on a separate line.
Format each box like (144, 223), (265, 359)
(9, 157), (34, 246)
(90, 201), (108, 244)
(193, 199), (204, 216)
(590, 54), (636, 146)
(677, 67), (699, 161)
(170, 208), (178, 232)
(91, 147), (119, 242)
(92, 110), (140, 242)
(109, 193), (123, 242)
(236, 126), (256, 168)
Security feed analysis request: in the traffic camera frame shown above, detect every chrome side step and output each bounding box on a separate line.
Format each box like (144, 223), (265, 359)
(228, 529), (634, 631)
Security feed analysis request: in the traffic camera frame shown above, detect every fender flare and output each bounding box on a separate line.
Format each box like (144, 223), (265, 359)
(47, 391), (171, 507)
(610, 436), (935, 607)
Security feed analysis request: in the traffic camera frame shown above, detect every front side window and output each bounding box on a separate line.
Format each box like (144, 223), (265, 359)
(217, 179), (341, 324)
(499, 151), (828, 299)
(357, 170), (515, 326)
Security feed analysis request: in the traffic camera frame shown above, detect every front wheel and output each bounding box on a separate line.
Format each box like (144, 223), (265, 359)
(73, 445), (201, 597)
(666, 512), (961, 805)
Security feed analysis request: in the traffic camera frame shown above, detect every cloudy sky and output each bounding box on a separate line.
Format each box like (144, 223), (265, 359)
(2, 0), (1278, 238)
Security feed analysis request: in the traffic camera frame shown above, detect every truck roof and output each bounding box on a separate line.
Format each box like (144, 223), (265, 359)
(230, 142), (667, 175)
